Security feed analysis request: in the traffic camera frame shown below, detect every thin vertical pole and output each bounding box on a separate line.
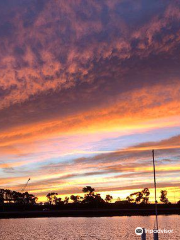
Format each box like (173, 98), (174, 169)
(141, 228), (146, 240)
(152, 150), (158, 231)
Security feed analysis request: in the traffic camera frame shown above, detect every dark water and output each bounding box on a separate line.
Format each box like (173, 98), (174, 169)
(0, 215), (179, 240)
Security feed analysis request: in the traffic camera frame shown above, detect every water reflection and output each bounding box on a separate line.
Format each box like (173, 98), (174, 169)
(0, 215), (179, 240)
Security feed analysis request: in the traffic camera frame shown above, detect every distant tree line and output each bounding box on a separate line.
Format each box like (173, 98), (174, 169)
(45, 186), (175, 206)
(45, 186), (108, 206)
(0, 189), (37, 205)
(125, 188), (172, 205)
(0, 186), (178, 206)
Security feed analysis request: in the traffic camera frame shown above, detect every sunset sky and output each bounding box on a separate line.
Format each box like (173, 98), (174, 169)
(0, 0), (180, 203)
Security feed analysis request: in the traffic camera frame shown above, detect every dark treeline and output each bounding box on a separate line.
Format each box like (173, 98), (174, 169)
(0, 189), (37, 205)
(45, 187), (177, 206)
(0, 186), (179, 209)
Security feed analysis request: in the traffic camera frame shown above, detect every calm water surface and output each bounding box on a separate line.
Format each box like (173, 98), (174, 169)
(0, 215), (179, 240)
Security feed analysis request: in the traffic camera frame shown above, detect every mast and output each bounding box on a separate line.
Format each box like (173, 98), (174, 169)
(152, 150), (158, 230)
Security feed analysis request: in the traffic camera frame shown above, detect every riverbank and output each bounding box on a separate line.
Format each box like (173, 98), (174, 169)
(0, 207), (179, 219)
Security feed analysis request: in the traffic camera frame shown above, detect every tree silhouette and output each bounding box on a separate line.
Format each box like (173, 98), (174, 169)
(64, 197), (69, 204)
(141, 188), (150, 204)
(0, 189), (38, 205)
(160, 190), (169, 204)
(82, 186), (95, 196)
(70, 195), (82, 203)
(0, 189), (4, 204)
(130, 191), (143, 203)
(82, 186), (105, 205)
(55, 197), (63, 205)
(23, 192), (37, 204)
(126, 196), (134, 203)
(105, 195), (113, 203)
(46, 192), (58, 205)
(127, 188), (150, 204)
(94, 194), (104, 203)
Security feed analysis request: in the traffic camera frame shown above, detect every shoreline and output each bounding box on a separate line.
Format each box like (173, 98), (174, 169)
(0, 208), (179, 219)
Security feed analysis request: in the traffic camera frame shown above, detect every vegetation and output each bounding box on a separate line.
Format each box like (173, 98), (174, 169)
(126, 188), (150, 204)
(46, 192), (58, 205)
(0, 187), (176, 208)
(0, 189), (37, 205)
(160, 190), (170, 204)
(70, 195), (82, 203)
(105, 195), (113, 203)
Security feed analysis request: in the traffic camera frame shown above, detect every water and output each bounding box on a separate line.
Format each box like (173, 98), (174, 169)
(0, 215), (179, 240)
